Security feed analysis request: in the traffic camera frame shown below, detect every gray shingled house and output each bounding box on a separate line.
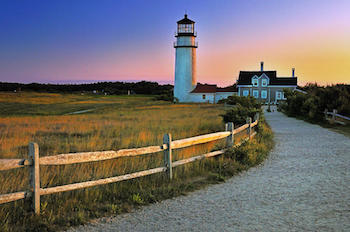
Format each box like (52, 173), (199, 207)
(237, 62), (297, 104)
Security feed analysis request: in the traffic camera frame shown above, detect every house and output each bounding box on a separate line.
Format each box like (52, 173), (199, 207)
(189, 83), (237, 103)
(237, 62), (297, 104)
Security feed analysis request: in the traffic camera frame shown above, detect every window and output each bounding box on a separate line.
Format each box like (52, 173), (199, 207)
(178, 24), (193, 33)
(253, 90), (259, 98)
(252, 79), (258, 87)
(262, 79), (268, 87)
(243, 90), (249, 96)
(202, 94), (206, 99)
(276, 91), (282, 100)
(261, 90), (267, 99)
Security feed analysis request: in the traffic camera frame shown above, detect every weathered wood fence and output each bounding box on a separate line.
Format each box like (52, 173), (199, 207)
(324, 109), (350, 125)
(0, 115), (260, 215)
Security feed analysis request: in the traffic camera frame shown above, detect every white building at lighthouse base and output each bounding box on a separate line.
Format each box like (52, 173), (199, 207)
(180, 83), (237, 104)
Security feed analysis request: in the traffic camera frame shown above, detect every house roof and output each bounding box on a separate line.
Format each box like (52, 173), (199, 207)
(270, 77), (297, 86)
(216, 85), (238, 92)
(191, 83), (238, 93)
(191, 83), (217, 93)
(237, 71), (297, 86)
(177, 14), (195, 24)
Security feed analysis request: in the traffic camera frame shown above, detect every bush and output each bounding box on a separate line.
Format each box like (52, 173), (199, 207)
(282, 84), (350, 122)
(224, 121), (274, 166)
(218, 95), (261, 109)
(220, 96), (262, 126)
(154, 90), (174, 102)
(221, 105), (261, 125)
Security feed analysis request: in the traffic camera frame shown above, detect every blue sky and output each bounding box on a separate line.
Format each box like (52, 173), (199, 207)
(1, 0), (349, 85)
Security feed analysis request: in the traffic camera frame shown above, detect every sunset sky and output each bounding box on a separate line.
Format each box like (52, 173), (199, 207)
(1, 0), (349, 86)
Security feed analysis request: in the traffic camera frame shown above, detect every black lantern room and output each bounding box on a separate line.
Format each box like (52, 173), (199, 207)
(176, 14), (195, 36)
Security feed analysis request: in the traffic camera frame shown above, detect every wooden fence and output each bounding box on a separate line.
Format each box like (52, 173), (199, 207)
(324, 109), (350, 125)
(0, 115), (260, 215)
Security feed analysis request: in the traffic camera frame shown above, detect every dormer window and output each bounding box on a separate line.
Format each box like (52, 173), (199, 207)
(262, 79), (268, 87)
(252, 79), (258, 87)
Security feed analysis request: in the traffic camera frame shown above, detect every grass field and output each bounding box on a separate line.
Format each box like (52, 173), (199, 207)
(0, 92), (273, 231)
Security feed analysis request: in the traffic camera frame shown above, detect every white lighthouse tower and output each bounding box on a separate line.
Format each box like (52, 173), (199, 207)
(174, 14), (197, 102)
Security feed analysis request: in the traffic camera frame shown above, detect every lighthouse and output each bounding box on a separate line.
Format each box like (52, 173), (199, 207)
(174, 14), (198, 102)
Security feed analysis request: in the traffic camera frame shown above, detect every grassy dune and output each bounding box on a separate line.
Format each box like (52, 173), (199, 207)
(0, 92), (273, 231)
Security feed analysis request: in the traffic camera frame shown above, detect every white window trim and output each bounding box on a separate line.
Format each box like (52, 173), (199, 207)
(261, 90), (267, 99)
(281, 92), (286, 100)
(261, 79), (268, 87)
(237, 85), (253, 87)
(259, 73), (270, 80)
(243, 90), (249, 96)
(252, 75), (259, 87)
(260, 73), (269, 86)
(276, 91), (282, 100)
(253, 90), (259, 98)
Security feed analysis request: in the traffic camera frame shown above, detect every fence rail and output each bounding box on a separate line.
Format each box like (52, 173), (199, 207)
(0, 115), (260, 214)
(324, 109), (350, 125)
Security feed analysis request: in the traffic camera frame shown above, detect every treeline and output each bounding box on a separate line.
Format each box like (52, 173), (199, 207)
(280, 84), (350, 121)
(0, 81), (173, 95)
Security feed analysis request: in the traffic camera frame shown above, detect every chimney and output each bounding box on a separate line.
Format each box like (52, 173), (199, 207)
(292, 68), (295, 77)
(260, 61), (264, 71)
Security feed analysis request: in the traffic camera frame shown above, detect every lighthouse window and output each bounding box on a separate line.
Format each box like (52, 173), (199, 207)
(178, 24), (193, 33)
(186, 24), (193, 32)
(202, 94), (206, 99)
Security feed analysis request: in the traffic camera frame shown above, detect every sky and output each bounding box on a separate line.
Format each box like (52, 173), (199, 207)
(0, 0), (349, 86)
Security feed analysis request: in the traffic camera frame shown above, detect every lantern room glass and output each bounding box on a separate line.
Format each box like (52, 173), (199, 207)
(178, 24), (194, 33)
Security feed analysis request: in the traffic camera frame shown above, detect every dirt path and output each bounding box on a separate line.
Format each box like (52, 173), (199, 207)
(68, 111), (350, 232)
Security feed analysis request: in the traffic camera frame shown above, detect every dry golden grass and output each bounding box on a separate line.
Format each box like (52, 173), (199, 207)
(0, 92), (233, 230)
(0, 92), (270, 231)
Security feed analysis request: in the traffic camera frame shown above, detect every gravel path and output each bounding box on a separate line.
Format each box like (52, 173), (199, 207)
(68, 112), (350, 232)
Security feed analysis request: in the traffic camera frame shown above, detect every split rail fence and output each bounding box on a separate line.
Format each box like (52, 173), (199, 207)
(324, 109), (350, 125)
(0, 115), (259, 215)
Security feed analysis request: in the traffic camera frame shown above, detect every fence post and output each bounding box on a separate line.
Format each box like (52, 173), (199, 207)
(324, 108), (328, 120)
(29, 142), (40, 215)
(246, 117), (252, 140)
(332, 109), (337, 124)
(254, 113), (260, 123)
(225, 122), (234, 148)
(163, 134), (173, 180)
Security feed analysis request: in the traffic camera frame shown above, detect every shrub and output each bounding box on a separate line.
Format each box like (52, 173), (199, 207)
(221, 104), (261, 125)
(224, 121), (274, 166)
(154, 90), (174, 102)
(282, 84), (350, 122)
(218, 95), (261, 109)
(220, 96), (262, 126)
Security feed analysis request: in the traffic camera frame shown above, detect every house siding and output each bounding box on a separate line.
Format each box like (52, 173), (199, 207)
(188, 93), (215, 103)
(238, 86), (296, 103)
(187, 92), (237, 103)
(215, 92), (237, 102)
